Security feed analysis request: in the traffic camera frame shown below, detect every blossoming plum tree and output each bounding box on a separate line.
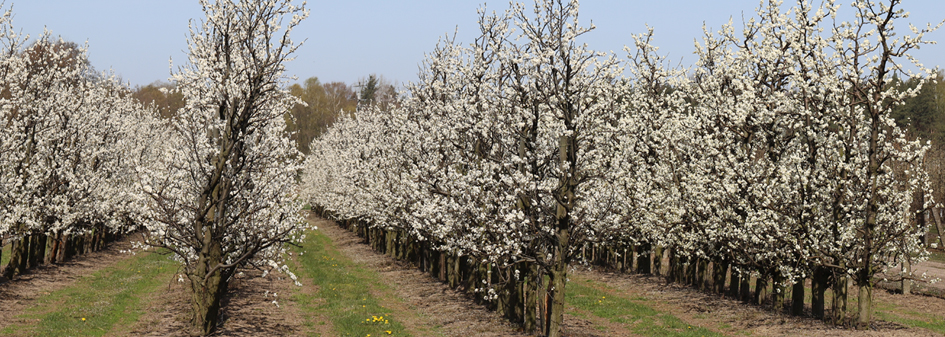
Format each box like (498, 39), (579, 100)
(136, 0), (309, 334)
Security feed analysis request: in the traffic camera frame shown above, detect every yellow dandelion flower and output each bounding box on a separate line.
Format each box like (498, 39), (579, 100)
(81, 317), (86, 321)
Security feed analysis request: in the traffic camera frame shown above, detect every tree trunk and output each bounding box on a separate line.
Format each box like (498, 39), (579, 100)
(23, 234), (35, 269)
(524, 263), (538, 334)
(3, 236), (25, 279)
(636, 242), (651, 274)
(772, 273), (785, 311)
(831, 273), (848, 325)
(29, 233), (46, 268)
(545, 254), (568, 337)
(45, 233), (58, 264)
(64, 234), (74, 260)
(545, 134), (575, 337)
(653, 246), (663, 276)
(714, 260), (728, 294)
(190, 239), (229, 335)
(687, 259), (698, 286)
(856, 275), (872, 330)
(901, 253), (912, 295)
(59, 234), (70, 263)
(791, 280), (805, 316)
(739, 273), (751, 303)
(754, 274), (769, 305)
(933, 208), (945, 248)
(728, 268), (740, 299)
(812, 267), (828, 319)
(538, 267), (547, 335)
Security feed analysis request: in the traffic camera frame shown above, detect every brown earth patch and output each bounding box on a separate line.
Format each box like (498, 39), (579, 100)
(129, 261), (318, 336)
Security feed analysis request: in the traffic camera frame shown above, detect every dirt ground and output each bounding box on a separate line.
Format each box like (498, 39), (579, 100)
(129, 265), (316, 337)
(885, 260), (945, 294)
(0, 236), (138, 331)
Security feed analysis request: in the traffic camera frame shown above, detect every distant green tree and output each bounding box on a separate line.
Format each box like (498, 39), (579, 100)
(891, 72), (945, 144)
(132, 81), (184, 119)
(359, 74), (378, 103)
(287, 77), (356, 154)
(357, 73), (398, 111)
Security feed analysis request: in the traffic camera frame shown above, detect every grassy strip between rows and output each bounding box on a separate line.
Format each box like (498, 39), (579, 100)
(0, 249), (177, 337)
(288, 229), (413, 337)
(929, 250), (945, 264)
(567, 277), (723, 337)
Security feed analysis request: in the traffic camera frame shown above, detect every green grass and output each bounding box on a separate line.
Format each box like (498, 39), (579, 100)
(866, 291), (945, 334)
(567, 277), (723, 337)
(874, 304), (945, 334)
(288, 230), (411, 337)
(928, 250), (945, 264)
(0, 249), (177, 336)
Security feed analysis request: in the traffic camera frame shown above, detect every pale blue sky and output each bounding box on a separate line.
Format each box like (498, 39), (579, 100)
(10, 1), (945, 87)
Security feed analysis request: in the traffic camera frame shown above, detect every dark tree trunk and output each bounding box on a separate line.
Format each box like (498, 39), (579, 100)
(728, 268), (741, 299)
(714, 260), (728, 294)
(29, 233), (46, 268)
(45, 233), (58, 264)
(636, 242), (651, 274)
(812, 267), (829, 319)
(792, 280), (805, 316)
(771, 273), (785, 311)
(739, 272), (751, 302)
(653, 246), (663, 276)
(754, 273), (769, 305)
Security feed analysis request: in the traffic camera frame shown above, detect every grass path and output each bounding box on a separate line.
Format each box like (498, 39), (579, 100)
(287, 227), (436, 337)
(0, 249), (177, 337)
(566, 274), (723, 337)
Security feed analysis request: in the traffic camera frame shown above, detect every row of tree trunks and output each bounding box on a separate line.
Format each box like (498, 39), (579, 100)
(574, 242), (860, 325)
(325, 214), (540, 334)
(313, 206), (861, 332)
(2, 224), (122, 280)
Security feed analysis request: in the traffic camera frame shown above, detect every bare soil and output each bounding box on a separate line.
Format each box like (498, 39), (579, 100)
(884, 260), (945, 294)
(128, 259), (316, 336)
(0, 235), (138, 331)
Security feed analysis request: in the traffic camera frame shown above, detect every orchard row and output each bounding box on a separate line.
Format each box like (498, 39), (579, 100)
(303, 0), (937, 335)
